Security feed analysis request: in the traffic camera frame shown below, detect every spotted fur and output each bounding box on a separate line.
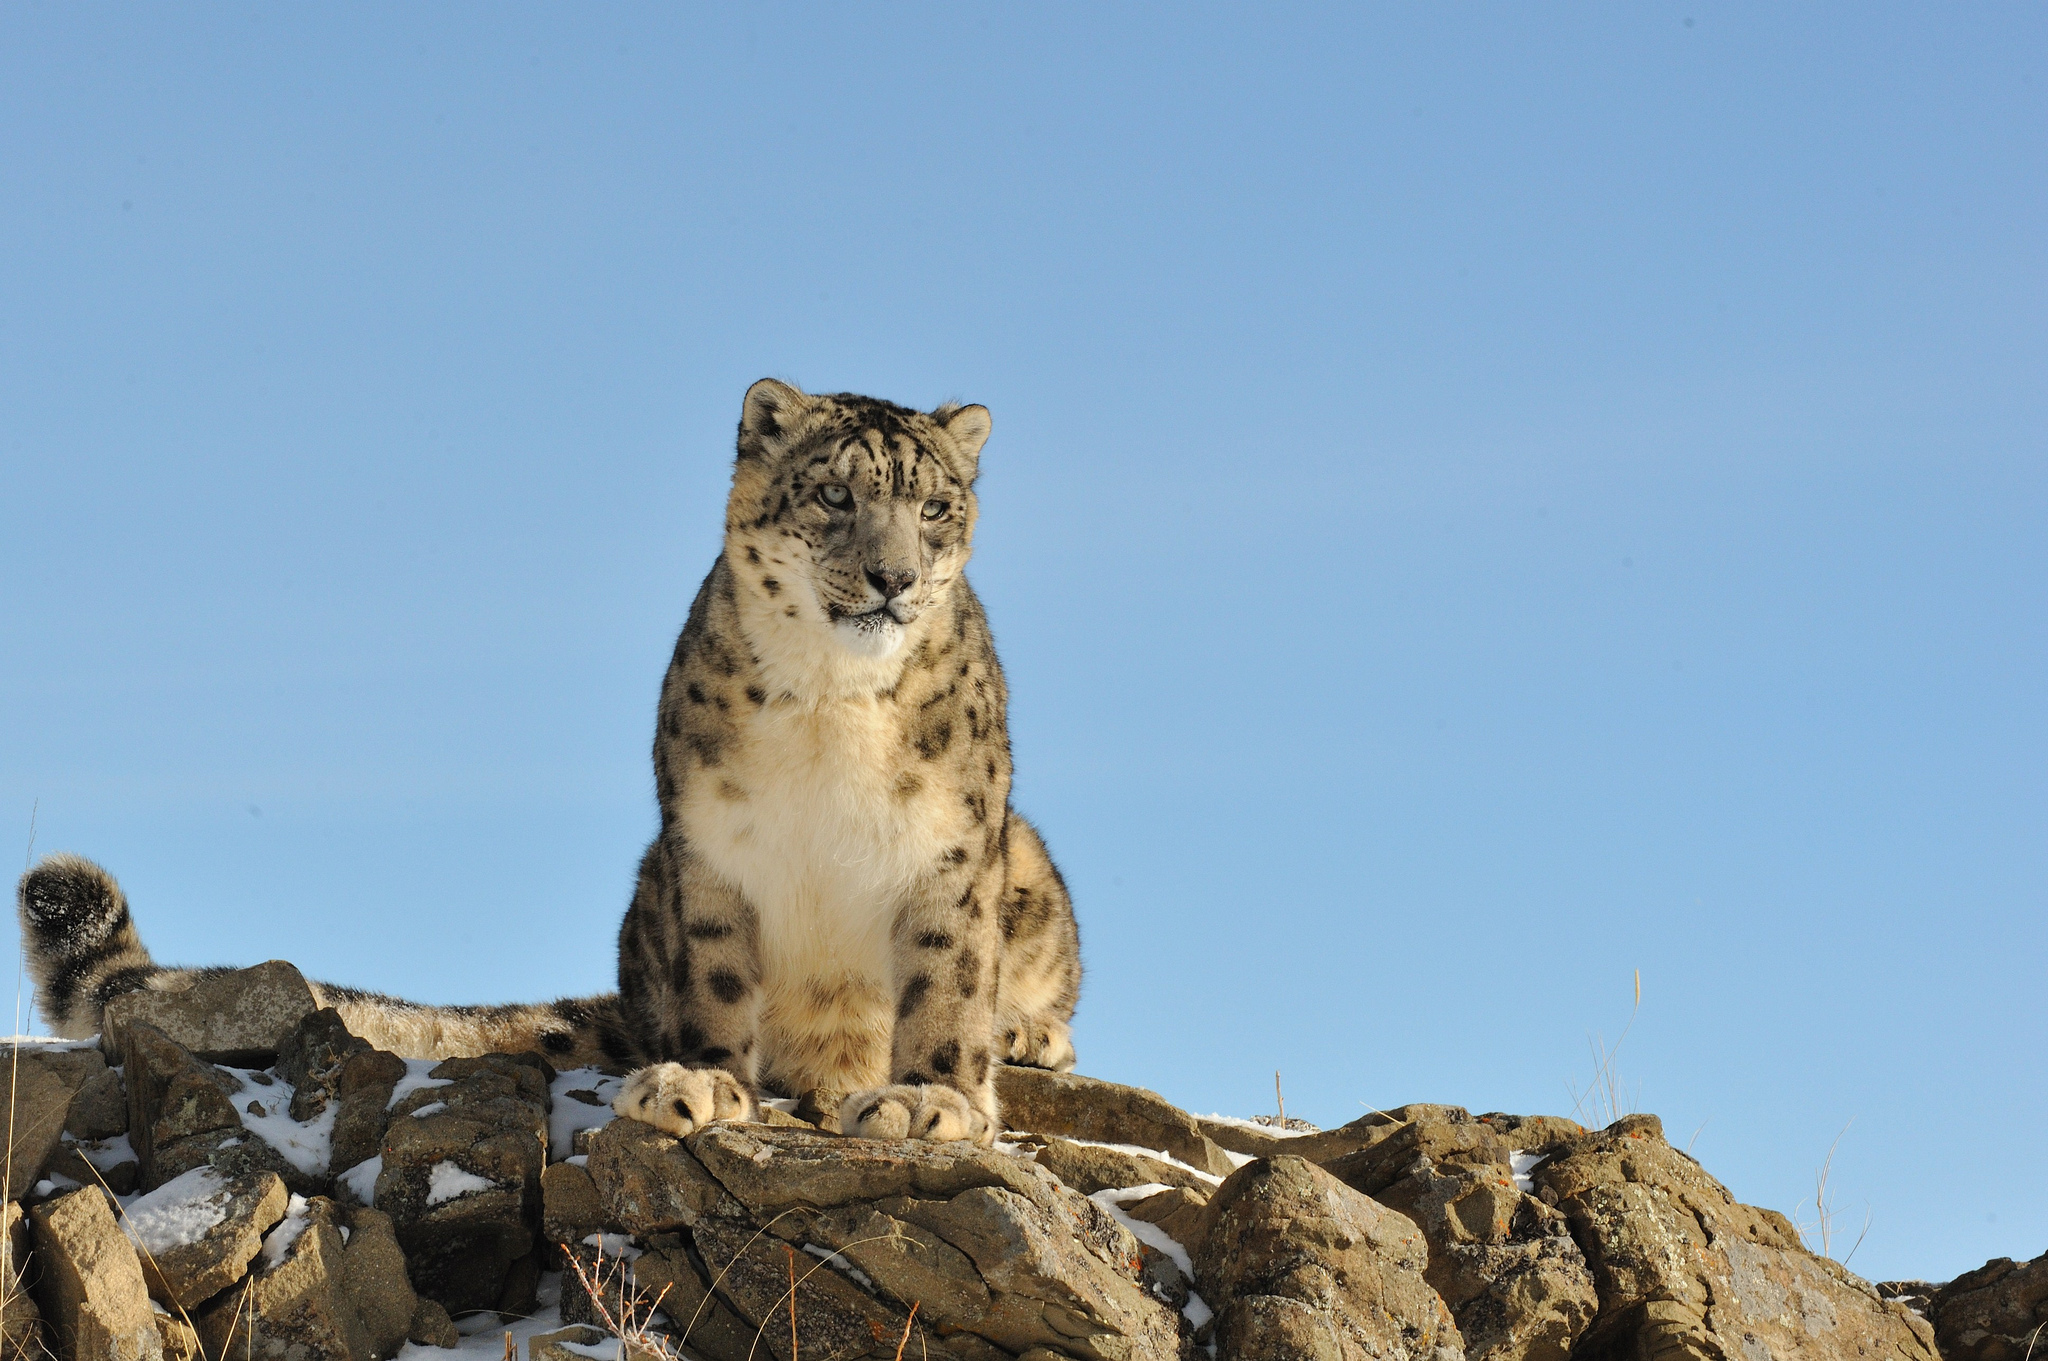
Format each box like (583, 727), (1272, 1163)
(15, 380), (1082, 1144)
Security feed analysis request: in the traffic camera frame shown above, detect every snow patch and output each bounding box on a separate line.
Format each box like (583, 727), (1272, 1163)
(260, 1194), (312, 1268)
(1509, 1150), (1546, 1195)
(387, 1059), (454, 1112)
(1087, 1188), (1210, 1329)
(220, 1065), (336, 1175)
(548, 1069), (623, 1163)
(409, 1102), (447, 1119)
(337, 1156), (382, 1207)
(803, 1243), (875, 1290)
(121, 1167), (230, 1256)
(579, 1233), (641, 1262)
(426, 1161), (498, 1206)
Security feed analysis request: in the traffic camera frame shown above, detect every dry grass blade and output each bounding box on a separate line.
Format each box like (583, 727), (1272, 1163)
(560, 1243), (680, 1361)
(892, 1301), (920, 1361)
(1566, 969), (1643, 1128)
(785, 1244), (796, 1361)
(742, 1231), (931, 1361)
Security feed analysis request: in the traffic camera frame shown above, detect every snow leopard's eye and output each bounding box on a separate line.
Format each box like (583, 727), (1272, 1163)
(921, 499), (948, 520)
(819, 484), (851, 509)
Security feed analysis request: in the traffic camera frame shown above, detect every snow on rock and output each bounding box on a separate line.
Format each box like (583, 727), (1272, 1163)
(336, 1155), (382, 1207)
(259, 1193), (313, 1268)
(120, 1167), (231, 1256)
(547, 1068), (622, 1163)
(385, 1059), (453, 1112)
(425, 1161), (498, 1206)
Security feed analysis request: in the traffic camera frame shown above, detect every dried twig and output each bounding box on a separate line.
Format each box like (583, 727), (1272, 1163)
(892, 1301), (921, 1361)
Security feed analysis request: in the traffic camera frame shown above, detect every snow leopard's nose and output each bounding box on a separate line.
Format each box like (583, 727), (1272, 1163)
(865, 565), (918, 600)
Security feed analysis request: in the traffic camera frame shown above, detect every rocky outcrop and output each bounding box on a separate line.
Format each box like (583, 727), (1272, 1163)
(1929, 1250), (2048, 1361)
(119, 1166), (288, 1309)
(28, 1187), (163, 1361)
(995, 1068), (1236, 1178)
(4, 974), (1994, 1361)
(101, 961), (319, 1068)
(1195, 1154), (1463, 1361)
(375, 1053), (551, 1314)
(1536, 1113), (1938, 1361)
(1, 1045), (108, 1200)
(1326, 1106), (1597, 1361)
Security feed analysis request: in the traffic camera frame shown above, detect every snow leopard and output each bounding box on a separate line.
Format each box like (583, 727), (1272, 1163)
(17, 379), (1082, 1145)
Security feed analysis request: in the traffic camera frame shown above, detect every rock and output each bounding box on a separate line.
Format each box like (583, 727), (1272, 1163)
(1197, 1110), (1410, 1166)
(45, 1138), (139, 1198)
(192, 1201), (373, 1361)
(153, 1314), (200, 1361)
(2, 1050), (94, 1199)
(539, 1161), (606, 1245)
(270, 1010), (406, 1177)
(1474, 1114), (1585, 1154)
(627, 1236), (759, 1361)
(691, 1215), (919, 1359)
(66, 1070), (128, 1141)
(1323, 1105), (1510, 1196)
(405, 1299), (458, 1349)
(1929, 1250), (2048, 1361)
(792, 1087), (847, 1133)
(328, 1051), (407, 1177)
(120, 1026), (245, 1191)
(994, 1068), (1237, 1177)
(1121, 1186), (1210, 1254)
(374, 1054), (549, 1314)
(526, 1324), (608, 1361)
(707, 1124), (1181, 1360)
(1034, 1136), (1213, 1196)
(333, 1207), (417, 1360)
(28, 1186), (165, 1361)
(583, 1121), (742, 1234)
(275, 1010), (374, 1121)
(4, 1201), (45, 1360)
(1194, 1155), (1463, 1361)
(1536, 1114), (1938, 1361)
(1323, 1108), (1596, 1361)
(102, 963), (319, 1068)
(118, 1166), (288, 1309)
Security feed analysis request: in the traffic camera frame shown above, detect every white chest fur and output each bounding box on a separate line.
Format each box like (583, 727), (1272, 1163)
(677, 694), (962, 1087)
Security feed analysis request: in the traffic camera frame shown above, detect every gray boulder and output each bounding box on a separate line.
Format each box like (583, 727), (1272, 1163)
(1535, 1114), (1937, 1361)
(1325, 1107), (1597, 1361)
(996, 1067), (1237, 1178)
(192, 1202), (372, 1361)
(1929, 1249), (2048, 1361)
(1194, 1154), (1465, 1361)
(374, 1053), (551, 1314)
(102, 962), (319, 1068)
(1, 1046), (103, 1199)
(28, 1187), (164, 1361)
(118, 1166), (288, 1310)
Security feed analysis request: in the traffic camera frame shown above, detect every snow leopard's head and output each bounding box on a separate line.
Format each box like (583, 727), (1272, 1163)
(724, 378), (989, 660)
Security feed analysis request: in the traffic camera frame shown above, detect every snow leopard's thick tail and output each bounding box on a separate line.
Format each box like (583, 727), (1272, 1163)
(15, 853), (637, 1069)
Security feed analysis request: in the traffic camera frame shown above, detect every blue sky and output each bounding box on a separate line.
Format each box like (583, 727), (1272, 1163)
(3, 5), (2041, 1285)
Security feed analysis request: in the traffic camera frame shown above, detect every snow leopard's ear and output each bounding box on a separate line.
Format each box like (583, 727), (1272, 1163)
(932, 402), (991, 466)
(738, 378), (812, 458)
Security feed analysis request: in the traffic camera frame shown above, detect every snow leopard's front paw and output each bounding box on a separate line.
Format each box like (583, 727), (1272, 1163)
(1003, 1017), (1076, 1072)
(840, 1083), (994, 1144)
(614, 1063), (757, 1137)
